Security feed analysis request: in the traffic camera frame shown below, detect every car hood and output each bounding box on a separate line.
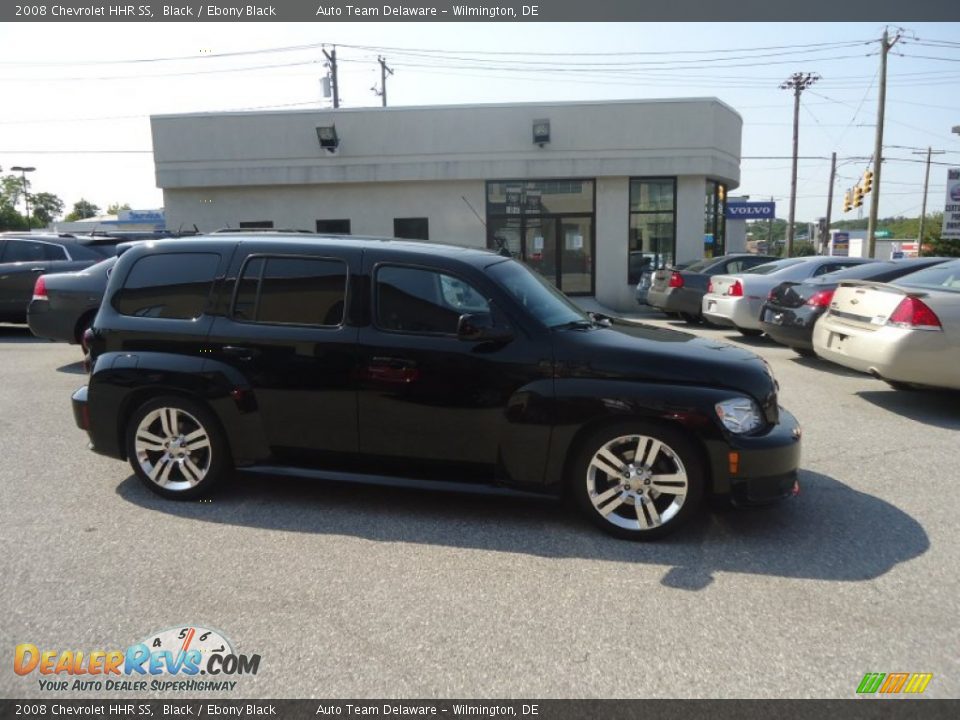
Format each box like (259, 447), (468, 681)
(553, 319), (779, 419)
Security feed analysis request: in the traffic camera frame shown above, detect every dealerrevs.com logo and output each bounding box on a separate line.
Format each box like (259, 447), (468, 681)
(14, 625), (261, 692)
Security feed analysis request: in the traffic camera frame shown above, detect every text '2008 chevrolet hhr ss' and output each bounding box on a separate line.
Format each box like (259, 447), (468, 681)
(72, 235), (801, 540)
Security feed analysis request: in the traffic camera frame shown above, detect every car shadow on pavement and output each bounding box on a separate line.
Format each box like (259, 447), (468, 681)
(56, 360), (86, 374)
(116, 468), (928, 590)
(789, 354), (870, 378)
(0, 325), (45, 343)
(858, 389), (960, 430)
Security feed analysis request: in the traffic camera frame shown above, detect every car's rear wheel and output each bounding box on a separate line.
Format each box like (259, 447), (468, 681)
(125, 396), (229, 499)
(737, 328), (764, 337)
(569, 421), (704, 540)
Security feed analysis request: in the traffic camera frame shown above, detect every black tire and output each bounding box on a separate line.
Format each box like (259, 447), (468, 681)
(680, 312), (701, 324)
(568, 420), (704, 540)
(125, 395), (230, 500)
(76, 312), (96, 352)
(793, 347), (816, 358)
(737, 328), (764, 337)
(886, 380), (921, 391)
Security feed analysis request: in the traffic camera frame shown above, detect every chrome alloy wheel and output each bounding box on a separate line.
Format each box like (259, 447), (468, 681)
(586, 434), (689, 531)
(134, 406), (212, 492)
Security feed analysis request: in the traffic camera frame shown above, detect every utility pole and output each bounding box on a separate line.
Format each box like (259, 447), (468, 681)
(867, 28), (901, 258)
(322, 46), (339, 109)
(913, 147), (945, 256)
(374, 56), (394, 107)
(780, 72), (820, 257)
(768, 195), (775, 251)
(823, 151), (836, 255)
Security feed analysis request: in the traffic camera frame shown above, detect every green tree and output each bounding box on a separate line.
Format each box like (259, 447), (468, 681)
(30, 192), (65, 226)
(65, 198), (100, 221)
(0, 205), (28, 231)
(0, 174), (27, 209)
(106, 202), (131, 215)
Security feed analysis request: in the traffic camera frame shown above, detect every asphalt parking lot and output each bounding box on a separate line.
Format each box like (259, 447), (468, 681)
(1, 318), (958, 700)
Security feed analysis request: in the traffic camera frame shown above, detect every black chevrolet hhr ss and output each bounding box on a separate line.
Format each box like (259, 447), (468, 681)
(72, 235), (801, 540)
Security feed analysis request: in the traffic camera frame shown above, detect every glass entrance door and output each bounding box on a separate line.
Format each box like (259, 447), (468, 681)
(523, 218), (559, 287)
(558, 216), (593, 294)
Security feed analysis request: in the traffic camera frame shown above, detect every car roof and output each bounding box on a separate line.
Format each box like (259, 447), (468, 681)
(124, 234), (505, 268)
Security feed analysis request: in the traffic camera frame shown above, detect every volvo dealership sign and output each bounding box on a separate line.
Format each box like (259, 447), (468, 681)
(725, 202), (776, 219)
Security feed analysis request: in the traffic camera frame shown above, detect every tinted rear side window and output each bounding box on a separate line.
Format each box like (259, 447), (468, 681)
(2, 239), (48, 263)
(114, 253), (219, 319)
(233, 256), (347, 326)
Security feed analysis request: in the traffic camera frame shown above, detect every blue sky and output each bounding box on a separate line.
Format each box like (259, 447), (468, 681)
(0, 21), (958, 224)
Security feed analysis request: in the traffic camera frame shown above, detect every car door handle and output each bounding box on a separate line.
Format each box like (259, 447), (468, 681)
(30, 267), (44, 272)
(222, 345), (258, 360)
(366, 357), (420, 383)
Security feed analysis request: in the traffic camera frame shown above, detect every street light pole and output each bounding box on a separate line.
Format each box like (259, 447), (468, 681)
(10, 165), (35, 228)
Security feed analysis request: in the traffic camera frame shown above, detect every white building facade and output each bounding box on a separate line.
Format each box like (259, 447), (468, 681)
(152, 99), (742, 311)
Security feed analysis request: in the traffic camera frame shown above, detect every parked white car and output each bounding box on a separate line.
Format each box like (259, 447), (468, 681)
(702, 256), (875, 336)
(812, 258), (960, 390)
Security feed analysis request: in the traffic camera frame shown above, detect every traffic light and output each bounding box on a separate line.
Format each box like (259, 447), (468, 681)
(854, 186), (864, 208)
(862, 170), (873, 194)
(843, 190), (853, 213)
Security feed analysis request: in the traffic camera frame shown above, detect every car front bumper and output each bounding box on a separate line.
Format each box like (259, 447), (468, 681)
(705, 408), (802, 505)
(701, 294), (764, 330)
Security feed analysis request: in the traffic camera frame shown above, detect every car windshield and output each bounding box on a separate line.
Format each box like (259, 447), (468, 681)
(487, 259), (590, 328)
(896, 262), (960, 294)
(744, 258), (808, 275)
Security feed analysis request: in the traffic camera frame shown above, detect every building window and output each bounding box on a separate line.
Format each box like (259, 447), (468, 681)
(239, 221), (274, 229)
(394, 217), (429, 241)
(705, 181), (726, 258)
(628, 178), (676, 284)
(485, 179), (596, 296)
(316, 219), (351, 235)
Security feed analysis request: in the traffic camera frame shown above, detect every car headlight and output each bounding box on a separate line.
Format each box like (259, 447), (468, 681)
(715, 397), (763, 434)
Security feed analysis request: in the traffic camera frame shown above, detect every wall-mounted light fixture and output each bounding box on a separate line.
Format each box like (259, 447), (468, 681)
(532, 119), (550, 147)
(316, 125), (339, 152)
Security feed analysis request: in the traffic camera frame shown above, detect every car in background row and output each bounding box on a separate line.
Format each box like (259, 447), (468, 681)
(760, 257), (953, 356)
(27, 256), (117, 347)
(646, 254), (777, 322)
(73, 234), (802, 541)
(0, 234), (123, 324)
(813, 258), (960, 391)
(701, 256), (875, 336)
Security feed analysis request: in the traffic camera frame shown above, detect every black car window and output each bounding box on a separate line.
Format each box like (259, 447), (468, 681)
(376, 265), (489, 335)
(725, 260), (745, 274)
(682, 258), (713, 273)
(233, 256), (347, 326)
(487, 259), (587, 328)
(42, 243), (69, 261)
(816, 261), (897, 282)
(114, 253), (220, 320)
(1, 239), (48, 263)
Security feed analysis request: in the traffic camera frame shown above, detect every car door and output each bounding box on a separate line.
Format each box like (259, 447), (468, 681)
(204, 243), (361, 467)
(0, 238), (55, 320)
(355, 253), (554, 487)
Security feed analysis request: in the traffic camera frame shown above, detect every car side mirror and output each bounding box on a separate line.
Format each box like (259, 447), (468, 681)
(457, 312), (513, 343)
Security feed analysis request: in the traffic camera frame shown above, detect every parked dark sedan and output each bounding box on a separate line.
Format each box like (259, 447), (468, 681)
(0, 234), (120, 323)
(27, 256), (117, 346)
(760, 257), (952, 355)
(73, 235), (801, 540)
(647, 253), (777, 322)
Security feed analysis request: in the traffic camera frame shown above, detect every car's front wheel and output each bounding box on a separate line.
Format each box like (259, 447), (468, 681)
(125, 396), (229, 499)
(569, 421), (704, 540)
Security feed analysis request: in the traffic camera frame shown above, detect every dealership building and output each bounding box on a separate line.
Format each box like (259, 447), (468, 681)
(151, 98), (743, 311)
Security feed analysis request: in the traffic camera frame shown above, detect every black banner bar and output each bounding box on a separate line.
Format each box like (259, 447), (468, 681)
(2, 0), (959, 23)
(2, 701), (960, 720)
